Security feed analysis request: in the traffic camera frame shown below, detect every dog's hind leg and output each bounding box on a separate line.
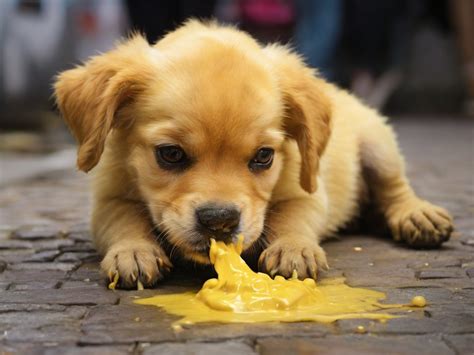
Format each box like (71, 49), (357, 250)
(359, 116), (453, 248)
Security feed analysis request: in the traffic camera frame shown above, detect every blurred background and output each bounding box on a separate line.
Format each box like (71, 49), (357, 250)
(0, 0), (473, 183)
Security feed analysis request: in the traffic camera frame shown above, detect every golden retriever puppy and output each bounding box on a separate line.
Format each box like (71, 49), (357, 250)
(54, 21), (453, 288)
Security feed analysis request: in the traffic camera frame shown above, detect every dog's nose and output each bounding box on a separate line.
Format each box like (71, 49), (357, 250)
(196, 204), (240, 238)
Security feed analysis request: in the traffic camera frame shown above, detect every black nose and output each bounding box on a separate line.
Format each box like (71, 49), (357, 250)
(196, 204), (240, 238)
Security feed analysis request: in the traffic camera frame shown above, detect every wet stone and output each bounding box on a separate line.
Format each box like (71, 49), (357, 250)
(142, 341), (256, 355)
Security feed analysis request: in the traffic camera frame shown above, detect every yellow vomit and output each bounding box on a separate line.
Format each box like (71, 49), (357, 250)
(134, 235), (425, 325)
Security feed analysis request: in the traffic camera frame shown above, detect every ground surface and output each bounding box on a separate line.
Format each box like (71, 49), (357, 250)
(0, 117), (473, 355)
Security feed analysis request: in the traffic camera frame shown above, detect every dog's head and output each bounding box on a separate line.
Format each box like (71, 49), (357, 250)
(54, 21), (331, 263)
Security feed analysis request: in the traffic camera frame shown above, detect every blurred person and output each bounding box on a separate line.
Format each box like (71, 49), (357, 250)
(293, 0), (343, 81)
(126, 0), (217, 44)
(451, 0), (474, 116)
(236, 0), (295, 43)
(344, 0), (412, 109)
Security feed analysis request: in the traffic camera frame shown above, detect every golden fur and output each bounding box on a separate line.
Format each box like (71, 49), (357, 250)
(54, 21), (453, 288)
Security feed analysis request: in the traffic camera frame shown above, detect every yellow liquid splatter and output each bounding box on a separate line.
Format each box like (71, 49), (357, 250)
(135, 236), (418, 325)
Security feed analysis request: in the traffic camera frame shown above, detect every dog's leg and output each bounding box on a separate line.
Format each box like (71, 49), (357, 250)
(258, 195), (329, 280)
(92, 199), (172, 289)
(360, 117), (453, 248)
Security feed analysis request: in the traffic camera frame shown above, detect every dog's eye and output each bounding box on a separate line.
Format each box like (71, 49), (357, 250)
(155, 144), (191, 171)
(249, 148), (274, 171)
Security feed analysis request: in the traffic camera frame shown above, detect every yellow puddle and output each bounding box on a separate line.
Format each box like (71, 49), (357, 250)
(135, 236), (423, 325)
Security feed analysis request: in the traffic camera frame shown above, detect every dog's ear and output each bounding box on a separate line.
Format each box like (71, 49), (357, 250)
(264, 45), (332, 193)
(54, 35), (153, 172)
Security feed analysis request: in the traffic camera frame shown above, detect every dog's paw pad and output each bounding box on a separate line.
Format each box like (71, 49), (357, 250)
(101, 242), (172, 289)
(390, 201), (453, 248)
(258, 241), (327, 280)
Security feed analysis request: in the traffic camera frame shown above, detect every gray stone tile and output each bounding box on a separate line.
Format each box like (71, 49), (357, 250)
(56, 252), (98, 263)
(142, 341), (256, 355)
(8, 262), (79, 272)
(12, 224), (64, 240)
(443, 334), (474, 355)
(0, 288), (119, 305)
(0, 306), (86, 328)
(44, 345), (133, 355)
(9, 280), (60, 290)
(257, 335), (454, 355)
(23, 250), (62, 262)
(0, 269), (67, 283)
(417, 268), (468, 279)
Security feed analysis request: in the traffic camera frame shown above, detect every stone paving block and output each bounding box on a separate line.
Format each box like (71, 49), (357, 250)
(9, 280), (60, 290)
(372, 287), (454, 305)
(443, 334), (474, 355)
(142, 341), (256, 355)
(44, 345), (134, 355)
(60, 280), (102, 289)
(0, 249), (35, 263)
(12, 224), (64, 240)
(56, 252), (98, 263)
(417, 268), (468, 279)
(69, 262), (103, 282)
(3, 324), (82, 343)
(30, 238), (75, 251)
(256, 335), (454, 355)
(23, 250), (62, 262)
(0, 304), (67, 312)
(60, 242), (96, 253)
(0, 239), (34, 249)
(7, 262), (79, 272)
(175, 322), (331, 343)
(466, 268), (474, 278)
(0, 269), (67, 283)
(0, 306), (86, 328)
(343, 267), (417, 288)
(0, 287), (119, 305)
(0, 343), (45, 355)
(407, 257), (463, 269)
(338, 311), (474, 335)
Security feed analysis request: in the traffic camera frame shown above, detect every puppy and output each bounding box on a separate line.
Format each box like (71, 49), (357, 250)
(54, 20), (453, 288)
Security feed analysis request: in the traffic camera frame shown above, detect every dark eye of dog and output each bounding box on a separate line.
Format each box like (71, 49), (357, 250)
(249, 148), (274, 171)
(155, 145), (191, 171)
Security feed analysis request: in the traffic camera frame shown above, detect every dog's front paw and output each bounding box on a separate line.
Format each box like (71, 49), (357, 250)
(258, 239), (328, 280)
(101, 240), (172, 289)
(388, 200), (453, 248)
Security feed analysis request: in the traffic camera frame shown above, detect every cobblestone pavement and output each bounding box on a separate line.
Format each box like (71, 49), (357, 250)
(1, 117), (473, 355)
